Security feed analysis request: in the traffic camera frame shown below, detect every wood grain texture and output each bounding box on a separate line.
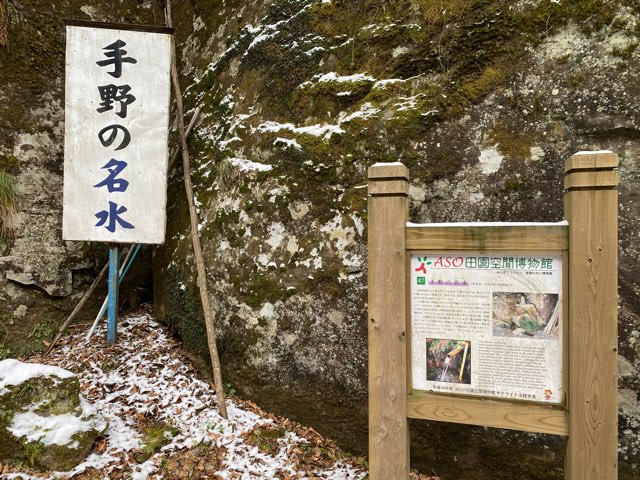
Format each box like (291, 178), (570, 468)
(368, 179), (410, 196)
(368, 164), (410, 479)
(407, 391), (568, 435)
(368, 163), (409, 180)
(565, 152), (618, 480)
(564, 170), (618, 189)
(406, 225), (568, 251)
(565, 151), (618, 172)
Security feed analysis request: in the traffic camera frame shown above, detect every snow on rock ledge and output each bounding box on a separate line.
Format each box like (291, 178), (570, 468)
(0, 359), (107, 471)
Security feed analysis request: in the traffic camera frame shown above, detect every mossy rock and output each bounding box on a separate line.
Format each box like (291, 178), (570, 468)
(0, 359), (107, 471)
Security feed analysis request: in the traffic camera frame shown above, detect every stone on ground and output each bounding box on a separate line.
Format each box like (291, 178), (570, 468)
(0, 358), (107, 471)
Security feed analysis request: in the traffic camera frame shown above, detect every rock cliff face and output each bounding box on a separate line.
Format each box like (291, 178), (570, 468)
(1, 0), (639, 478)
(0, 0), (158, 359)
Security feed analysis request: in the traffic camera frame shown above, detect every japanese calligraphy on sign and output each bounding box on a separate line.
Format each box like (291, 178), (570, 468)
(63, 23), (172, 244)
(411, 252), (564, 404)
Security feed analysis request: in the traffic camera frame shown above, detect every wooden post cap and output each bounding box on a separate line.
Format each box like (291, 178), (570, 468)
(564, 151), (618, 190)
(368, 162), (409, 196)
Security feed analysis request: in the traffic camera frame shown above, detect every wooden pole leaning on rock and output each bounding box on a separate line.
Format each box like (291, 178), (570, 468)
(367, 163), (410, 479)
(44, 260), (109, 356)
(564, 151), (618, 480)
(167, 106), (201, 173)
(165, 0), (228, 419)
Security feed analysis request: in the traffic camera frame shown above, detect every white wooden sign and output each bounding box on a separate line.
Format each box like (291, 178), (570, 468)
(63, 22), (172, 244)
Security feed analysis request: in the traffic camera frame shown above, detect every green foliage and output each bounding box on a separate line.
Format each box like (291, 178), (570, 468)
(101, 358), (117, 373)
(224, 382), (237, 397)
(0, 170), (19, 241)
(215, 159), (240, 189)
(30, 320), (56, 342)
(23, 441), (45, 467)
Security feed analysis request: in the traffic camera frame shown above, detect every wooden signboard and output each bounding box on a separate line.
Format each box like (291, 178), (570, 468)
(367, 152), (618, 479)
(63, 21), (173, 245)
(63, 20), (173, 344)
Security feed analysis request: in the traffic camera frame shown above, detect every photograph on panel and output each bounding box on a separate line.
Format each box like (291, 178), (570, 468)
(492, 292), (560, 340)
(426, 338), (471, 384)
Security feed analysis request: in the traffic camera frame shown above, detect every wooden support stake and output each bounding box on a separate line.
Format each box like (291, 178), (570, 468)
(367, 163), (410, 480)
(45, 260), (109, 355)
(165, 0), (228, 419)
(167, 106), (202, 173)
(564, 151), (618, 479)
(107, 245), (119, 345)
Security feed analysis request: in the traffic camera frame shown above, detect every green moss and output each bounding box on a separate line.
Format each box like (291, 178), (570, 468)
(247, 425), (286, 455)
(417, 0), (474, 24)
(304, 268), (342, 297)
(245, 273), (295, 308)
(424, 146), (468, 181)
(218, 315), (264, 361)
(486, 127), (539, 160)
(612, 41), (638, 57)
(0, 155), (20, 175)
(0, 407), (13, 424)
(212, 208), (241, 231)
(165, 266), (209, 365)
(23, 441), (45, 468)
(293, 133), (333, 157)
(459, 67), (505, 100)
(503, 178), (526, 192)
(135, 421), (179, 463)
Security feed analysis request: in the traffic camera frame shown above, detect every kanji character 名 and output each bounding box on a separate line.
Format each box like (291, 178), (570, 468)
(96, 39), (137, 78)
(94, 158), (129, 193)
(95, 201), (135, 233)
(98, 124), (131, 150)
(97, 84), (136, 118)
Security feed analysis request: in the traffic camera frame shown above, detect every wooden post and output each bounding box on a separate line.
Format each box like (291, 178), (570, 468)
(165, 0), (228, 419)
(564, 151), (618, 479)
(107, 245), (119, 345)
(367, 163), (410, 479)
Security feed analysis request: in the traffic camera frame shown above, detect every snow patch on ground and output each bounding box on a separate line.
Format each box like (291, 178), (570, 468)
(0, 359), (74, 394)
(1, 313), (367, 480)
(9, 396), (106, 448)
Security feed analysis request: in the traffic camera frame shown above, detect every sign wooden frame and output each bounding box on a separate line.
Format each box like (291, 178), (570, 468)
(367, 152), (618, 479)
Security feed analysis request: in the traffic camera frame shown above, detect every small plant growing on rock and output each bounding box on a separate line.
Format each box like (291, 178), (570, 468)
(0, 170), (19, 241)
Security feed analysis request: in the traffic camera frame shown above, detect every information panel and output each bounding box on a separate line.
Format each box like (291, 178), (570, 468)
(411, 253), (563, 404)
(63, 24), (172, 244)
